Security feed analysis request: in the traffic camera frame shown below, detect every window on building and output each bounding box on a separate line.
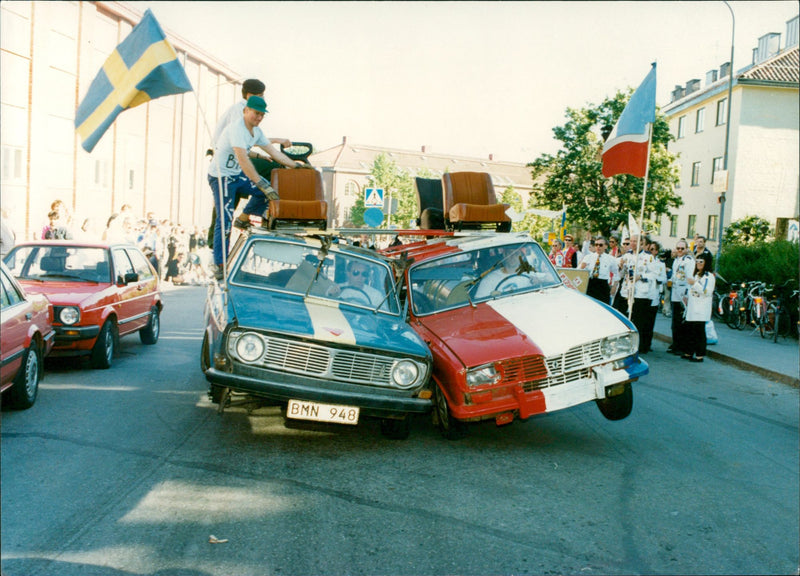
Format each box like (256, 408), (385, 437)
(344, 180), (360, 197)
(707, 215), (718, 241)
(677, 116), (686, 139)
(687, 215), (697, 238)
(711, 157), (723, 183)
(1, 146), (24, 182)
(716, 98), (727, 126)
(691, 162), (701, 186)
(669, 214), (679, 237)
(128, 169), (135, 190)
(695, 108), (705, 133)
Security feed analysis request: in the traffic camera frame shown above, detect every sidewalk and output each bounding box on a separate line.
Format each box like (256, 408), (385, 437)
(653, 313), (799, 387)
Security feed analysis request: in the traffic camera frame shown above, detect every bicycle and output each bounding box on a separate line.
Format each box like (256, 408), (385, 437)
(711, 273), (729, 324)
(765, 282), (799, 342)
(743, 281), (769, 336)
(724, 281), (747, 330)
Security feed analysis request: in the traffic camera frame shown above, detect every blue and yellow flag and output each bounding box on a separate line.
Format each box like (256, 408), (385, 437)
(75, 9), (192, 153)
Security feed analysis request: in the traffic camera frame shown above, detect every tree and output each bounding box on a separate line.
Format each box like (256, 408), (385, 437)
(529, 89), (681, 236)
(367, 153), (417, 229)
(722, 215), (772, 246)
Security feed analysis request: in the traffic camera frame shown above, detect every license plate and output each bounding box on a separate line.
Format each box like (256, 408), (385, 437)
(287, 399), (359, 425)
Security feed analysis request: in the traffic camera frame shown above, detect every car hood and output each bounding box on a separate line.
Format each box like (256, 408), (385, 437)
(417, 285), (634, 363)
(228, 285), (430, 359)
(17, 280), (113, 306)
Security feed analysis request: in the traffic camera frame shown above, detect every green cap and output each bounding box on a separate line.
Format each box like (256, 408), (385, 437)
(245, 95), (268, 114)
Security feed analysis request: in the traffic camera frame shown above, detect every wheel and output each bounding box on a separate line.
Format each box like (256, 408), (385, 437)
(760, 302), (776, 339)
(339, 286), (372, 306)
(432, 384), (466, 440)
(774, 307), (790, 343)
(90, 320), (116, 369)
(380, 417), (411, 440)
(711, 292), (722, 321)
(596, 383), (633, 421)
(139, 306), (160, 345)
(724, 296), (738, 329)
(6, 343), (41, 409)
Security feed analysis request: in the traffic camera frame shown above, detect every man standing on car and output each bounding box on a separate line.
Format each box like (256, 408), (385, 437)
(208, 95), (306, 278)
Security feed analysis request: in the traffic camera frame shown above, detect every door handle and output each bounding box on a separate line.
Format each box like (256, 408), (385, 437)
(26, 313), (33, 320)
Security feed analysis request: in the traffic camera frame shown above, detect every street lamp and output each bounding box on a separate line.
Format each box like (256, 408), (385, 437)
(717, 0), (735, 260)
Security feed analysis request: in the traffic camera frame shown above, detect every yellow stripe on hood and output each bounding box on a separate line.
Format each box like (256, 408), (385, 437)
(306, 302), (356, 345)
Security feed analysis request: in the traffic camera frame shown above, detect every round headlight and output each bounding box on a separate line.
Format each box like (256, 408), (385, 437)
(235, 333), (265, 363)
(391, 360), (419, 388)
(59, 307), (80, 325)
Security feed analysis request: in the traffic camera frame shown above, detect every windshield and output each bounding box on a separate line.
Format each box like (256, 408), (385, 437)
(231, 238), (400, 314)
(4, 245), (111, 283)
(408, 241), (561, 314)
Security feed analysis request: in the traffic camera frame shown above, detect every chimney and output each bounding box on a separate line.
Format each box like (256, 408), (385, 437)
(705, 69), (718, 86)
(756, 32), (781, 63)
(670, 84), (685, 102)
(719, 62), (731, 78)
(342, 136), (348, 144)
(421, 145), (427, 153)
(685, 79), (701, 95)
(787, 15), (799, 48)
(488, 154), (494, 161)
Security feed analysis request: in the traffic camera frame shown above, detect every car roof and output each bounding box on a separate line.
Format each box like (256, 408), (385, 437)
(384, 232), (539, 265)
(12, 240), (136, 250)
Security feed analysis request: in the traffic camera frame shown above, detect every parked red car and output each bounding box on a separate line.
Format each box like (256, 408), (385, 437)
(1, 261), (55, 408)
(3, 241), (163, 369)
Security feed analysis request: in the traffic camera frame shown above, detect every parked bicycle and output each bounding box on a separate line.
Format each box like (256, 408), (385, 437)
(723, 281), (748, 330)
(743, 281), (769, 335)
(763, 281), (799, 342)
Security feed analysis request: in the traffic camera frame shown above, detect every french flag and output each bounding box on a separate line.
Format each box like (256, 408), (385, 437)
(602, 64), (657, 178)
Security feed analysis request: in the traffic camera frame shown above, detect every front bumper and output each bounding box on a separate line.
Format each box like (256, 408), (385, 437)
(205, 366), (432, 417)
(51, 325), (101, 354)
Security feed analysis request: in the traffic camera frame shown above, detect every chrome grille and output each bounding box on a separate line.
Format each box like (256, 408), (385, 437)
(229, 332), (407, 388)
(520, 340), (604, 391)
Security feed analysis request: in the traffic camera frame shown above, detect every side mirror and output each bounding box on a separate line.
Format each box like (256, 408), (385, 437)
(123, 272), (139, 284)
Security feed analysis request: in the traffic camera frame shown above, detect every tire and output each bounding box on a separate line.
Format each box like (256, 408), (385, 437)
(90, 320), (116, 369)
(596, 383), (633, 421)
(725, 296), (740, 329)
(711, 292), (722, 321)
(774, 307), (790, 343)
(760, 302), (776, 339)
(433, 384), (466, 440)
(6, 343), (41, 409)
(380, 417), (411, 440)
(139, 306), (160, 345)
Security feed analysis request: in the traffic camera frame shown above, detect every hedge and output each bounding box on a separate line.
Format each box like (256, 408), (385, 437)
(716, 240), (799, 288)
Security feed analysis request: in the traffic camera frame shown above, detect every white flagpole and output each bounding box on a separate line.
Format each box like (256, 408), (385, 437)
(628, 122), (654, 320)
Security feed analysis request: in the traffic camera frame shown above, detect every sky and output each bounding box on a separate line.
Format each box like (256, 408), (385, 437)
(138, 1), (798, 164)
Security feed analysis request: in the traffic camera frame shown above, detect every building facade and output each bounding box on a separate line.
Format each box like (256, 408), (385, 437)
(310, 137), (535, 228)
(1, 1), (241, 240)
(655, 15), (799, 252)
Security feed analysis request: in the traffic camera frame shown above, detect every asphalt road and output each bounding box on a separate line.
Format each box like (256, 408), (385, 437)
(2, 285), (798, 576)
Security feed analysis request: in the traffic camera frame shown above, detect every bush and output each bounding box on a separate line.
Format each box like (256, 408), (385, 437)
(717, 240), (799, 287)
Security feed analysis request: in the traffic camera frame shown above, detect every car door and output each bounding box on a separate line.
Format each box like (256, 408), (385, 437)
(0, 267), (31, 388)
(110, 247), (143, 336)
(123, 247), (158, 333)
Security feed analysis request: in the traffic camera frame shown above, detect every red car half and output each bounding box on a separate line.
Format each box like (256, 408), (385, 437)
(3, 241), (163, 369)
(392, 233), (649, 439)
(1, 261), (54, 409)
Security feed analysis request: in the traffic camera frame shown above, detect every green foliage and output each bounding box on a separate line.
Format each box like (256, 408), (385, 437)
(717, 240), (799, 287)
(722, 215), (773, 246)
(529, 89), (681, 236)
(349, 194), (366, 227)
(367, 153), (417, 229)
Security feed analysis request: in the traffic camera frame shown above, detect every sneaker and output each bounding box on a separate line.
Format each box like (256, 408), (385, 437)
(233, 218), (251, 231)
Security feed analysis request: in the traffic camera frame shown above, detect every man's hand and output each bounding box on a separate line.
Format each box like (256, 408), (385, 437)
(257, 177), (279, 201)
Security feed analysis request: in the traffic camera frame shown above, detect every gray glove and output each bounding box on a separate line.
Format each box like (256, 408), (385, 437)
(256, 177), (279, 201)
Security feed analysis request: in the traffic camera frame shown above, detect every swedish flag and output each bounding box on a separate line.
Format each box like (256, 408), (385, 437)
(75, 9), (192, 153)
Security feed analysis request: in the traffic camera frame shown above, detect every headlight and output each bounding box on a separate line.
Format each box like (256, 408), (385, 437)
(59, 306), (80, 325)
(466, 363), (501, 387)
(235, 333), (265, 363)
(601, 333), (638, 358)
(391, 360), (420, 388)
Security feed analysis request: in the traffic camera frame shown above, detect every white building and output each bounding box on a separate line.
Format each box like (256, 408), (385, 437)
(655, 15), (799, 251)
(1, 1), (241, 240)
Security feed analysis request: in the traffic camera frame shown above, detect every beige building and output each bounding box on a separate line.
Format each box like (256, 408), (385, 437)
(1, 0), (241, 240)
(310, 137), (534, 228)
(655, 15), (799, 252)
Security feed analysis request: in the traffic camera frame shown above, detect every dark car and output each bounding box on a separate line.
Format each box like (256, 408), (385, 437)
(202, 232), (432, 439)
(4, 241), (163, 369)
(1, 261), (55, 408)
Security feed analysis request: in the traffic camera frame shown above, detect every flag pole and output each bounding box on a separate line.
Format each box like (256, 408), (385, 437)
(628, 122), (654, 320)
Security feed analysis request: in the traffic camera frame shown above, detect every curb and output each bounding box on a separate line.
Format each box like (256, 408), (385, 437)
(653, 332), (799, 388)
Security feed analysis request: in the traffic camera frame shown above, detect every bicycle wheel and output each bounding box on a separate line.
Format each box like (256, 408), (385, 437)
(760, 302), (776, 339)
(712, 292), (722, 321)
(774, 305), (791, 343)
(726, 296), (741, 329)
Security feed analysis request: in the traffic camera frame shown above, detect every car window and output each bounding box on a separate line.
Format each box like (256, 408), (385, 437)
(126, 248), (154, 280)
(5, 246), (110, 282)
(409, 241), (561, 314)
(0, 268), (23, 308)
(112, 249), (136, 283)
(231, 239), (400, 314)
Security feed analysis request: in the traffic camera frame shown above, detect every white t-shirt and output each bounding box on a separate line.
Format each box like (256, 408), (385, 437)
(212, 101), (245, 147)
(208, 116), (270, 178)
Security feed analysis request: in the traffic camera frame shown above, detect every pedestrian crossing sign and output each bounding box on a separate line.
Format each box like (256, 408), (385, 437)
(364, 188), (384, 208)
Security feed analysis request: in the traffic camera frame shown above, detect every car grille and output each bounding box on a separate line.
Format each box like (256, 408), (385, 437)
(521, 340), (604, 392)
(236, 334), (398, 388)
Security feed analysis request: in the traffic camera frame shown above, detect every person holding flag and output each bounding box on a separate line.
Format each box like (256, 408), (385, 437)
(207, 95), (306, 278)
